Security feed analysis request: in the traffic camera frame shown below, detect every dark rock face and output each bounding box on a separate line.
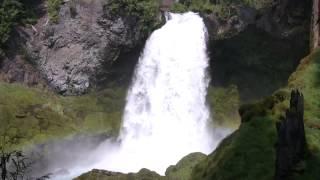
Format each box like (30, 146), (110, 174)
(209, 0), (311, 102)
(204, 0), (312, 40)
(23, 0), (149, 95)
(275, 90), (306, 180)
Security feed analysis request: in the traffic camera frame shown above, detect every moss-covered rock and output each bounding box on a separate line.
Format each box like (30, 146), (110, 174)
(192, 117), (276, 180)
(165, 152), (207, 180)
(76, 168), (163, 180)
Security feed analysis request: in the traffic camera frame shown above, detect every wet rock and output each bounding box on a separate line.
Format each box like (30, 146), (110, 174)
(275, 90), (307, 180)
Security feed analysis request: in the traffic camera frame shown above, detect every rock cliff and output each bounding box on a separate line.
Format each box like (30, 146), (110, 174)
(17, 0), (157, 95)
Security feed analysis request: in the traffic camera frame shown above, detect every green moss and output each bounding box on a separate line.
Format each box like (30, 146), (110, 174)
(192, 117), (276, 180)
(76, 168), (163, 180)
(0, 83), (126, 150)
(165, 152), (207, 180)
(285, 49), (320, 178)
(208, 85), (241, 129)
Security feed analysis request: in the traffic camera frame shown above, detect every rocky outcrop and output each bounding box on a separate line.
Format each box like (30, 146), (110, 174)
(1, 0), (312, 96)
(209, 0), (311, 101)
(75, 152), (207, 180)
(75, 168), (163, 180)
(204, 0), (311, 40)
(23, 0), (152, 95)
(275, 90), (306, 180)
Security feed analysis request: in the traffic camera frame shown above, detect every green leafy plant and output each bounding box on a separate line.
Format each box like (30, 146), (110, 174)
(0, 0), (23, 45)
(47, 0), (62, 23)
(107, 0), (161, 36)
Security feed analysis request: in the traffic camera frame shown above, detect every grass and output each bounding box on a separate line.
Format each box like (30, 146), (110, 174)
(0, 82), (126, 151)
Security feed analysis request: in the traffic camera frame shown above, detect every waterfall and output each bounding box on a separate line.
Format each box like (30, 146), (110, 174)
(104, 12), (214, 174)
(52, 12), (217, 179)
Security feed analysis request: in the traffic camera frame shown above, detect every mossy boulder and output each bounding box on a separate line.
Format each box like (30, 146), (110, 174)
(76, 168), (163, 180)
(165, 152), (207, 180)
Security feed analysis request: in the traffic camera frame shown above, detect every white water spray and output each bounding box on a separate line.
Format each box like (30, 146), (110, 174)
(98, 12), (214, 174)
(52, 12), (220, 179)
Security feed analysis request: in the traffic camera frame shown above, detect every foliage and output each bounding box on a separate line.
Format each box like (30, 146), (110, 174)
(107, 0), (161, 36)
(171, 0), (274, 19)
(0, 0), (38, 53)
(47, 0), (62, 23)
(0, 82), (126, 149)
(0, 0), (23, 45)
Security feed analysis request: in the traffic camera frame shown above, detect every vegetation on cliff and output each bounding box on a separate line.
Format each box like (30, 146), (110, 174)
(192, 49), (320, 180)
(0, 0), (61, 55)
(0, 0), (25, 54)
(171, 0), (273, 18)
(107, 0), (161, 36)
(0, 83), (126, 150)
(47, 0), (62, 23)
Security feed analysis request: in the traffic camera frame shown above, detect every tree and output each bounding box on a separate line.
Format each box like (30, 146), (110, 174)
(0, 126), (51, 180)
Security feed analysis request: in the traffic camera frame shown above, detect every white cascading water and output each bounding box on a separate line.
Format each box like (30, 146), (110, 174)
(53, 12), (219, 179)
(98, 12), (214, 174)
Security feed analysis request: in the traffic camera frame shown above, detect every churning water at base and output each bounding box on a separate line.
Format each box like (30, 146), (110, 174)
(102, 12), (214, 174)
(51, 12), (221, 179)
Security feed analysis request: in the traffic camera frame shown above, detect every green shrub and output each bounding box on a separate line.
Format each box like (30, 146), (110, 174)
(47, 0), (62, 23)
(0, 0), (37, 52)
(171, 0), (274, 19)
(0, 0), (23, 45)
(107, 0), (161, 36)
